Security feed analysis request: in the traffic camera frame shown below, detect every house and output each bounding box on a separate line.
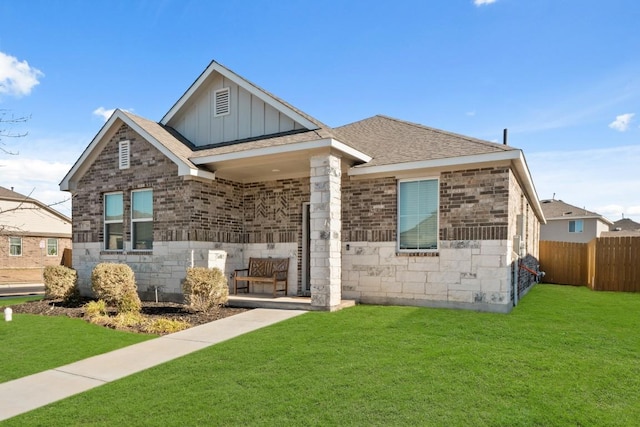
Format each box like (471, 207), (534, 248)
(60, 60), (545, 313)
(0, 186), (72, 280)
(602, 217), (640, 237)
(539, 199), (612, 243)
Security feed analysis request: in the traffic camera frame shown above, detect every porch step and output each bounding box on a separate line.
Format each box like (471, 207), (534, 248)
(228, 294), (356, 311)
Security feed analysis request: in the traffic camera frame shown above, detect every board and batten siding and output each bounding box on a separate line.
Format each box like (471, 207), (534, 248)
(168, 74), (306, 146)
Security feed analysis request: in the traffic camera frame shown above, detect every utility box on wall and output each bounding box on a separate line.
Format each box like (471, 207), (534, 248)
(208, 250), (227, 271)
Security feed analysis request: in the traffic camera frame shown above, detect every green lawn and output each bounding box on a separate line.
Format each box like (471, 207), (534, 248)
(5, 285), (640, 426)
(0, 297), (155, 383)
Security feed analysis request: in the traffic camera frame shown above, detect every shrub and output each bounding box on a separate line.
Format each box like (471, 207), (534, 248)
(118, 289), (142, 313)
(91, 263), (141, 313)
(84, 299), (108, 319)
(43, 265), (79, 301)
(143, 318), (191, 335)
(182, 267), (229, 312)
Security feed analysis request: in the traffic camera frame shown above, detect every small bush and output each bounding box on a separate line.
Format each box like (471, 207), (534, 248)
(91, 263), (141, 313)
(110, 312), (146, 329)
(143, 318), (191, 334)
(43, 265), (79, 301)
(84, 299), (108, 319)
(182, 267), (229, 313)
(118, 289), (142, 313)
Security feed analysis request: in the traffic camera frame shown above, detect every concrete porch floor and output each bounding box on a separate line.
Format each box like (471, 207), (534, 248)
(228, 293), (356, 311)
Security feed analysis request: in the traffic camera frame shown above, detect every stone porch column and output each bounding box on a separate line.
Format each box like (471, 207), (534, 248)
(309, 153), (342, 310)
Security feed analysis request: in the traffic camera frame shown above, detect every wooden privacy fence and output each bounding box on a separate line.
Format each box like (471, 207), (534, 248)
(539, 237), (640, 292)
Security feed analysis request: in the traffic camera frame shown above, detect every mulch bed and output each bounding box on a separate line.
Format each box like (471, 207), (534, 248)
(9, 298), (249, 334)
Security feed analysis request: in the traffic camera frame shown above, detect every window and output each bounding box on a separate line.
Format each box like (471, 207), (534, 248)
(398, 178), (439, 251)
(132, 189), (153, 250)
(569, 220), (583, 233)
(214, 87), (230, 117)
(9, 237), (22, 256)
(119, 140), (130, 169)
(47, 238), (58, 256)
(104, 192), (124, 250)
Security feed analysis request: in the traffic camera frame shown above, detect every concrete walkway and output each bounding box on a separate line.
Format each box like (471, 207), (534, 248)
(0, 308), (306, 422)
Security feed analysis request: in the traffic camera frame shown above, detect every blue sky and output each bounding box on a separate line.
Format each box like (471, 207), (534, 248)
(1, 0), (639, 221)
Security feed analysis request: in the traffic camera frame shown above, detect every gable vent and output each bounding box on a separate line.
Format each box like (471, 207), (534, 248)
(214, 87), (230, 117)
(119, 140), (130, 170)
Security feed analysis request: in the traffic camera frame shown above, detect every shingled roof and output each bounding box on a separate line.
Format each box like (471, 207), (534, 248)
(612, 218), (640, 231)
(0, 186), (33, 201)
(334, 115), (514, 167)
(540, 199), (612, 224)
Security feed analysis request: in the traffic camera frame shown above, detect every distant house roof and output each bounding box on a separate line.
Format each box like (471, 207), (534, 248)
(539, 199), (613, 225)
(602, 218), (640, 237)
(612, 218), (640, 231)
(0, 186), (72, 236)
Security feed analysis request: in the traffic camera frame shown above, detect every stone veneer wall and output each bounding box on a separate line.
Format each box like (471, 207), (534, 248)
(341, 166), (517, 312)
(342, 240), (512, 312)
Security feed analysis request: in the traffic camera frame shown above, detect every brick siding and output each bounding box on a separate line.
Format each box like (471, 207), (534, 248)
(342, 167), (511, 244)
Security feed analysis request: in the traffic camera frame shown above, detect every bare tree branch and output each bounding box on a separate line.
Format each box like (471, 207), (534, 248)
(0, 109), (30, 155)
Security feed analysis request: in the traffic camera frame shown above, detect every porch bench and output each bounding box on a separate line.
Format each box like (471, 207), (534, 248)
(233, 257), (289, 297)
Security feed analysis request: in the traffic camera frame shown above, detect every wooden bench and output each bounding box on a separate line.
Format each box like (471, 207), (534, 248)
(233, 257), (289, 297)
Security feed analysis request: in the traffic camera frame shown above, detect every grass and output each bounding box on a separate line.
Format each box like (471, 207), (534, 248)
(0, 297), (155, 383)
(4, 284), (640, 426)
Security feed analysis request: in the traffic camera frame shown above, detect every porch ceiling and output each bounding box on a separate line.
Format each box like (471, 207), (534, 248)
(190, 138), (371, 183)
(197, 149), (315, 182)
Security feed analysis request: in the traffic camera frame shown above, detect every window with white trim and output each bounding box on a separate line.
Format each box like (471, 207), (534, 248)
(214, 87), (230, 117)
(9, 237), (22, 256)
(398, 178), (439, 251)
(47, 238), (58, 256)
(104, 192), (124, 250)
(569, 219), (583, 233)
(132, 189), (153, 250)
(119, 140), (130, 169)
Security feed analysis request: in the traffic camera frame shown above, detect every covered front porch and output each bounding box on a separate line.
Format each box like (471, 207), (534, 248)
(190, 139), (370, 311)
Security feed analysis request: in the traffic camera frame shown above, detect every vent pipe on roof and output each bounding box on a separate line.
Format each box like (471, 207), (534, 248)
(503, 129), (508, 145)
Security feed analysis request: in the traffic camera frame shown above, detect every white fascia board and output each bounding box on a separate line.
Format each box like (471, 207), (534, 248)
(191, 138), (371, 165)
(546, 216), (613, 225)
(348, 150), (522, 176)
(161, 61), (319, 130)
(512, 150), (546, 224)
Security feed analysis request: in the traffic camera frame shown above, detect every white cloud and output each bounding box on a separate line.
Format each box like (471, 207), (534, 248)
(93, 107), (116, 122)
(93, 107), (133, 122)
(474, 0), (497, 6)
(609, 113), (635, 132)
(0, 51), (44, 98)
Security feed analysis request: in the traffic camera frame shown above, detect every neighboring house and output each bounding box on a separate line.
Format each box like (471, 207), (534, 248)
(539, 199), (612, 243)
(602, 217), (640, 237)
(0, 186), (72, 275)
(60, 60), (544, 313)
